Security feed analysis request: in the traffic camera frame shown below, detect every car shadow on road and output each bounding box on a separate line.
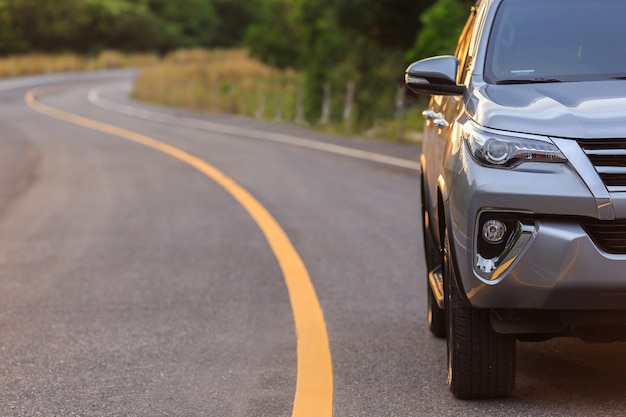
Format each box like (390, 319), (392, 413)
(512, 339), (626, 408)
(407, 327), (626, 416)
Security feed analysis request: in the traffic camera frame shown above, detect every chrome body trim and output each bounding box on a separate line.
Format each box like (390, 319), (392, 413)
(474, 221), (535, 283)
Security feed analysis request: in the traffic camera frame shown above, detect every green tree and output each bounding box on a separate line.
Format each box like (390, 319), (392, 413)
(406, 0), (473, 61)
(210, 0), (261, 48)
(0, 0), (27, 54)
(0, 0), (261, 55)
(332, 0), (435, 51)
(145, 0), (217, 51)
(84, 0), (163, 53)
(244, 0), (301, 70)
(0, 0), (91, 54)
(245, 0), (432, 126)
(86, 0), (222, 53)
(295, 0), (349, 121)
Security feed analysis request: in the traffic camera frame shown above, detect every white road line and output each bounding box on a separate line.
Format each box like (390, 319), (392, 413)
(88, 87), (421, 171)
(0, 70), (135, 92)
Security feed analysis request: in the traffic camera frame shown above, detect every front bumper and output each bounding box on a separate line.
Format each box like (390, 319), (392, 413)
(465, 217), (626, 309)
(448, 143), (626, 311)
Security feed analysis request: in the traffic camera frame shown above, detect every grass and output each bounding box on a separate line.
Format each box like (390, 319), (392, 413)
(133, 48), (423, 142)
(132, 49), (302, 121)
(0, 50), (158, 78)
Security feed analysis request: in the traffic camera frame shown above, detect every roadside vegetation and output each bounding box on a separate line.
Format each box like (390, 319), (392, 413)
(0, 51), (157, 78)
(132, 49), (299, 120)
(0, 0), (472, 141)
(131, 48), (428, 141)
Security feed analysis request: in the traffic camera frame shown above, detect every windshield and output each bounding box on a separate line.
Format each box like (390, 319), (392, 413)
(485, 0), (626, 84)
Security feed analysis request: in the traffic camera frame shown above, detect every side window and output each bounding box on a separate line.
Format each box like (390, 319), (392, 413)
(455, 7), (478, 84)
(456, 2), (488, 84)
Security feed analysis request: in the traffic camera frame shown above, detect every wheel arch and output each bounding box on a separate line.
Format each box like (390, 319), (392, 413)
(438, 176), (471, 307)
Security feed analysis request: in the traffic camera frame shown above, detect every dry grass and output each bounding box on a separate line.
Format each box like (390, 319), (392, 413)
(133, 48), (422, 141)
(0, 50), (158, 78)
(132, 49), (303, 120)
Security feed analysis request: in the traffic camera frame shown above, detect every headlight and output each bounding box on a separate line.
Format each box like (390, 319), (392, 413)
(463, 124), (566, 167)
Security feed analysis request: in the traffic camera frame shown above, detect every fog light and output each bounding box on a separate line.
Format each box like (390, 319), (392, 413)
(482, 219), (507, 244)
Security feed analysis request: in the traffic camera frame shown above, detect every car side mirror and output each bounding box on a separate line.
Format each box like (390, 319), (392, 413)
(405, 56), (465, 96)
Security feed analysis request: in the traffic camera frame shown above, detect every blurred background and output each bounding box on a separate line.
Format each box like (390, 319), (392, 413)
(0, 0), (472, 140)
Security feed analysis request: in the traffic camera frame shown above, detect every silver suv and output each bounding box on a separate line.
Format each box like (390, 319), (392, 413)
(407, 0), (626, 399)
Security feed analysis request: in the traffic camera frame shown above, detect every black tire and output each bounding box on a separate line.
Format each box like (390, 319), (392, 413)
(444, 228), (516, 399)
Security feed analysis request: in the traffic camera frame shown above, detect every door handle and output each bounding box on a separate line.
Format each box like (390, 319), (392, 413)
(422, 109), (449, 128)
(422, 109), (438, 119)
(434, 118), (449, 128)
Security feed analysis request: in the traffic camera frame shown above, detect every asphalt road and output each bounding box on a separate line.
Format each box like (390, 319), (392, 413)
(0, 71), (625, 416)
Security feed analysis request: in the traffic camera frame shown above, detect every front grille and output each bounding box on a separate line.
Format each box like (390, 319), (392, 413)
(577, 139), (626, 192)
(580, 218), (626, 254)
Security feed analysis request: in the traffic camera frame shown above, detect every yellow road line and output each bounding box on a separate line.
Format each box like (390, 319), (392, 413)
(25, 88), (333, 417)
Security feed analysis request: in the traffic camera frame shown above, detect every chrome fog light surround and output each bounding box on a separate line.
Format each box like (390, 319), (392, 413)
(474, 211), (535, 283)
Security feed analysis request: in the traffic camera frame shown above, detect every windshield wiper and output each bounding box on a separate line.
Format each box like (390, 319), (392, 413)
(496, 78), (563, 85)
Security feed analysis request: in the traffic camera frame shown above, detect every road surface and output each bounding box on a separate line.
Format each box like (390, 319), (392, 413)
(0, 71), (625, 416)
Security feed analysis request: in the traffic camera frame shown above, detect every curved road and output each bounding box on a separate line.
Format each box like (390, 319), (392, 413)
(0, 72), (625, 416)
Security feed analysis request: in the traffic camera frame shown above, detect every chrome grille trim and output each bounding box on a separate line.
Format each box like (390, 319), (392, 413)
(577, 139), (626, 192)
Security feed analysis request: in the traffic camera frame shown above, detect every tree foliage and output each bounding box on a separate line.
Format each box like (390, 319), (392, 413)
(84, 0), (162, 53)
(244, 0), (301, 70)
(0, 0), (260, 55)
(245, 0), (444, 125)
(0, 0), (473, 134)
(210, 0), (261, 48)
(332, 0), (434, 50)
(406, 0), (474, 61)
(144, 0), (217, 51)
(0, 0), (91, 54)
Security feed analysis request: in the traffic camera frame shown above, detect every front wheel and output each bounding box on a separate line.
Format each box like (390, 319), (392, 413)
(444, 228), (516, 399)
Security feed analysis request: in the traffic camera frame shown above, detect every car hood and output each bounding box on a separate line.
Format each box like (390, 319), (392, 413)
(468, 80), (626, 139)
